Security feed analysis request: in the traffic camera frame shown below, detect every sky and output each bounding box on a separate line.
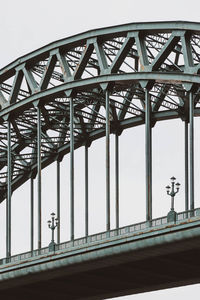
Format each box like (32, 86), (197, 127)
(0, 0), (200, 299)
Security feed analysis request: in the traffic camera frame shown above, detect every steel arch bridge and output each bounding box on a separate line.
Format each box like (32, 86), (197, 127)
(1, 21), (200, 299)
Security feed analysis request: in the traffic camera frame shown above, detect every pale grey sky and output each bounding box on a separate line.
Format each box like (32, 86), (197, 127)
(0, 0), (200, 299)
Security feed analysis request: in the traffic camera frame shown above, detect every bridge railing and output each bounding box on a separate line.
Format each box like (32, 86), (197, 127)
(1, 207), (200, 266)
(176, 208), (200, 220)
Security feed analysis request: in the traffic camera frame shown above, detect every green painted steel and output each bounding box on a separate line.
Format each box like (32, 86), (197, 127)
(70, 97), (74, 241)
(1, 21), (200, 263)
(0, 71), (200, 200)
(1, 212), (200, 299)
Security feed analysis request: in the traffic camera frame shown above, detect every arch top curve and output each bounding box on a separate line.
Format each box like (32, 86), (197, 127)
(1, 20), (200, 79)
(1, 21), (200, 200)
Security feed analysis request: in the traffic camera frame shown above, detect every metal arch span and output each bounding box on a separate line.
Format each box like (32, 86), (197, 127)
(1, 21), (200, 257)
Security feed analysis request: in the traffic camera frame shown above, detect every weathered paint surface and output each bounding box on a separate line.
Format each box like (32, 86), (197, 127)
(1, 219), (200, 299)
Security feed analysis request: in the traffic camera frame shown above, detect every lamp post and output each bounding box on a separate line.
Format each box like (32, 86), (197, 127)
(166, 176), (180, 222)
(48, 212), (58, 251)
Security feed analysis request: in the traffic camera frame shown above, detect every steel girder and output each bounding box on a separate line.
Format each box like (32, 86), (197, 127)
(0, 21), (200, 201)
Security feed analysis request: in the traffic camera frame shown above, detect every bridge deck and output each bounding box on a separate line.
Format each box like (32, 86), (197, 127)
(1, 211), (200, 299)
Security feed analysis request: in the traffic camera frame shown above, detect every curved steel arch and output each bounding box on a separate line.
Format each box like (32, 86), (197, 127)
(0, 20), (200, 204)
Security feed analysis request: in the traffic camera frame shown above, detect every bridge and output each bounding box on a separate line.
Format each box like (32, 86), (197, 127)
(1, 21), (200, 299)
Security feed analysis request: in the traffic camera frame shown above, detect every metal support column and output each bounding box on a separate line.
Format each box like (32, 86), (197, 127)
(185, 121), (189, 211)
(57, 160), (60, 244)
(70, 97), (74, 240)
(106, 90), (110, 231)
(30, 177), (34, 252)
(85, 145), (89, 236)
(115, 133), (119, 229)
(145, 89), (152, 221)
(189, 92), (194, 210)
(37, 106), (42, 249)
(6, 119), (11, 259)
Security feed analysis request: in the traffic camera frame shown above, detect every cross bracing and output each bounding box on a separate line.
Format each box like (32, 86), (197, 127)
(1, 21), (200, 258)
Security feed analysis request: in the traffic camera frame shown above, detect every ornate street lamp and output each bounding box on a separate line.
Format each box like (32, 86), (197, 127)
(166, 176), (180, 222)
(48, 212), (58, 251)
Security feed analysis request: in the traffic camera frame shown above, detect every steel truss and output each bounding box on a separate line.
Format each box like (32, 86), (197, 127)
(1, 21), (200, 257)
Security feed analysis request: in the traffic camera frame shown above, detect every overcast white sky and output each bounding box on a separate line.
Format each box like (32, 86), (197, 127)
(1, 0), (200, 299)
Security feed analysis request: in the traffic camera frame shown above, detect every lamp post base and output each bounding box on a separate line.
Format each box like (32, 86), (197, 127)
(167, 210), (177, 223)
(49, 241), (56, 252)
